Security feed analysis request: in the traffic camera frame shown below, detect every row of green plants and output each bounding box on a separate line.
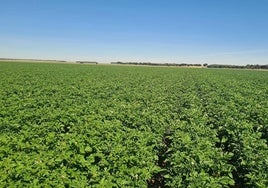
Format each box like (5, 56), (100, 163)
(0, 62), (267, 187)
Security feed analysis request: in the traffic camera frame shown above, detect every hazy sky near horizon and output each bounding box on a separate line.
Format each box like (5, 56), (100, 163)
(1, 0), (268, 65)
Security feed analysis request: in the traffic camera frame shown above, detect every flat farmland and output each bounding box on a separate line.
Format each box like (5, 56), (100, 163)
(0, 62), (267, 187)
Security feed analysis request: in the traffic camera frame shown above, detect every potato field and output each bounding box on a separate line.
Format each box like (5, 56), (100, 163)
(0, 62), (267, 187)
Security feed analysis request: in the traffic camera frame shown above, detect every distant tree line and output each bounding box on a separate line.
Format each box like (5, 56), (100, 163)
(111, 61), (202, 67)
(110, 62), (268, 69)
(207, 64), (268, 69)
(76, 61), (98, 64)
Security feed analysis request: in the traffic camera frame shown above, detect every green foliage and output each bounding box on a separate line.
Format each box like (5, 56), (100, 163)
(0, 62), (267, 187)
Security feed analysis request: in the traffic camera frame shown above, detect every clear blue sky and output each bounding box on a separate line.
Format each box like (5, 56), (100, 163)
(1, 0), (268, 65)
